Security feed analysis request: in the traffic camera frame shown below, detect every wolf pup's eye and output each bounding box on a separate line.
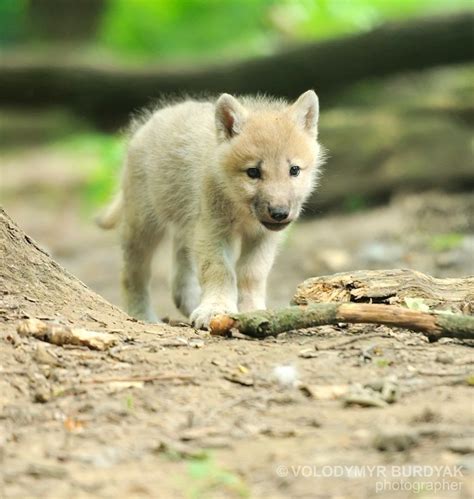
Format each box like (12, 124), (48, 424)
(289, 165), (301, 177)
(246, 167), (261, 179)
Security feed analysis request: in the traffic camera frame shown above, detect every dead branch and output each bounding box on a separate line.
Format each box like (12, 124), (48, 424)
(293, 269), (474, 314)
(17, 318), (117, 350)
(209, 303), (474, 342)
(83, 374), (194, 384)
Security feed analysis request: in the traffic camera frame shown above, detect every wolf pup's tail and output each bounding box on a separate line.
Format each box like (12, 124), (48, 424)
(96, 191), (123, 230)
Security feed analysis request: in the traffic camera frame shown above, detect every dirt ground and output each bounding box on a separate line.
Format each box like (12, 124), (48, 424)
(1, 144), (473, 498)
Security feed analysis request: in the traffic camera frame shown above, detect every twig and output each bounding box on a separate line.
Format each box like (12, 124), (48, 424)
(209, 303), (474, 342)
(317, 332), (389, 350)
(415, 369), (471, 377)
(82, 374), (194, 384)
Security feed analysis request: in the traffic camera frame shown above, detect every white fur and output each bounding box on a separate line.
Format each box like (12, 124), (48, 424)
(98, 91), (324, 327)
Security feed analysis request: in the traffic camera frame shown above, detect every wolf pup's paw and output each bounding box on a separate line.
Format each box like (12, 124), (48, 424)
(190, 303), (237, 330)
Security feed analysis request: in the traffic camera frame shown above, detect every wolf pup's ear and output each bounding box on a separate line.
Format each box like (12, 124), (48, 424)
(215, 94), (247, 140)
(291, 90), (319, 137)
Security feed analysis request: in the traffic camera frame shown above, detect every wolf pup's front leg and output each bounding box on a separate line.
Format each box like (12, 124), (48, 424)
(190, 221), (238, 329)
(237, 232), (279, 312)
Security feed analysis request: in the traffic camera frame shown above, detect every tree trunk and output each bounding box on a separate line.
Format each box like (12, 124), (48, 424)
(1, 12), (473, 128)
(292, 269), (474, 314)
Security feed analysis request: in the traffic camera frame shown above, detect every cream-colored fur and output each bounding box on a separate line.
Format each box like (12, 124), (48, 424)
(98, 90), (325, 328)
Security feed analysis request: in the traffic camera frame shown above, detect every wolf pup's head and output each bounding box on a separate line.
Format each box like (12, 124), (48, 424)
(215, 90), (324, 232)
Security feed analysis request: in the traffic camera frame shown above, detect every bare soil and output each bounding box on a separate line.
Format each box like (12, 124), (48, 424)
(1, 145), (473, 498)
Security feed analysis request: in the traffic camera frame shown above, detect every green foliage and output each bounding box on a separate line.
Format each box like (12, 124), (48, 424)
(342, 194), (369, 212)
(375, 358), (391, 368)
(0, 0), (28, 44)
(56, 133), (124, 210)
(99, 0), (276, 61)
(3, 0), (473, 61)
(125, 394), (134, 411)
(429, 233), (464, 252)
(280, 0), (474, 41)
(97, 0), (474, 62)
(185, 456), (250, 498)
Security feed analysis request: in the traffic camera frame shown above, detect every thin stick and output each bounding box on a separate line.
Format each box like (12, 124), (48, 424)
(83, 374), (194, 384)
(209, 303), (474, 342)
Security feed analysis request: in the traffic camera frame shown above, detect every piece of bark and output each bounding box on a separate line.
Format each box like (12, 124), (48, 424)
(17, 318), (117, 350)
(292, 269), (474, 314)
(209, 303), (474, 342)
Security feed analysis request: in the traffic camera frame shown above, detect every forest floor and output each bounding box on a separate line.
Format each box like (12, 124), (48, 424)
(1, 143), (473, 498)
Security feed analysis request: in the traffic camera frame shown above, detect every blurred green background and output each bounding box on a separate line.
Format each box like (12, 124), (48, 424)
(1, 0), (473, 212)
(2, 0), (472, 62)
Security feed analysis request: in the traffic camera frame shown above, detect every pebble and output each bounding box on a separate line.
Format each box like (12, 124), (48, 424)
(373, 427), (419, 452)
(435, 352), (454, 364)
(188, 338), (205, 348)
(33, 344), (62, 367)
(446, 438), (474, 455)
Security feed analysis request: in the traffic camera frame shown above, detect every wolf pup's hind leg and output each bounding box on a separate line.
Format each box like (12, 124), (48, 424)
(171, 231), (201, 317)
(120, 213), (163, 323)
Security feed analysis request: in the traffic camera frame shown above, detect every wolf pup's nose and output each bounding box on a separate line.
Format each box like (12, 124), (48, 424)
(268, 206), (289, 222)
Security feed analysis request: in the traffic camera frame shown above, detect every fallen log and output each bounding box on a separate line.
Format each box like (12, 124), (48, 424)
(292, 269), (474, 314)
(209, 303), (474, 342)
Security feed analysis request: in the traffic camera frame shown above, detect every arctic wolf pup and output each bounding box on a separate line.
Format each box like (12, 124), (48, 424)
(98, 90), (325, 328)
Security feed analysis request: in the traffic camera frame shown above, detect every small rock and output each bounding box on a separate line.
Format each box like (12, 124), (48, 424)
(435, 352), (454, 364)
(364, 377), (398, 403)
(446, 439), (474, 455)
(373, 427), (419, 452)
(33, 390), (50, 404)
(33, 344), (62, 367)
(458, 455), (474, 472)
(26, 463), (68, 479)
(360, 344), (381, 363)
(344, 392), (388, 408)
(4, 330), (21, 346)
(188, 338), (205, 348)
(298, 348), (318, 359)
(273, 365), (299, 388)
(261, 426), (297, 438)
(344, 384), (388, 408)
(158, 337), (188, 347)
(381, 383), (398, 403)
(411, 407), (441, 423)
(76, 447), (126, 468)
